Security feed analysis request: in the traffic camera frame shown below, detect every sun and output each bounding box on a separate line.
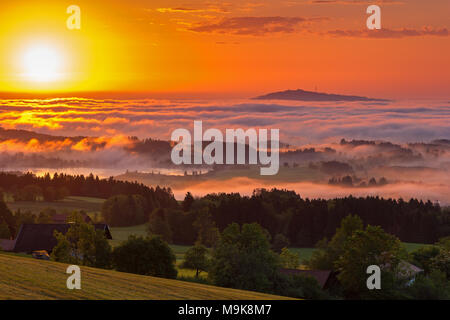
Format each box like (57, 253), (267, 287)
(22, 46), (63, 82)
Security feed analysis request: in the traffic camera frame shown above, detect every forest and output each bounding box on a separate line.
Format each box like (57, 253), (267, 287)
(1, 172), (449, 246)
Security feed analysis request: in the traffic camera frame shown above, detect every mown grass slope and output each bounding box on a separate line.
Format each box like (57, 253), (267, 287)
(0, 253), (292, 300)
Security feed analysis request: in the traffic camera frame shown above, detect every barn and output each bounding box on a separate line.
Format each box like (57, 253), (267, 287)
(12, 223), (112, 254)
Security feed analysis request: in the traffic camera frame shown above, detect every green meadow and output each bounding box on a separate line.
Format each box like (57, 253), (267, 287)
(0, 253), (291, 300)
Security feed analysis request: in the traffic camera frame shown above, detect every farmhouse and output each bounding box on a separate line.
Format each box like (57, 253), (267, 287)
(279, 269), (335, 289)
(12, 223), (112, 254)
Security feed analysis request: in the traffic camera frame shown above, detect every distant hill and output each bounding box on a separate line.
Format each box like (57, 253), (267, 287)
(0, 253), (292, 300)
(254, 89), (389, 102)
(0, 126), (85, 143)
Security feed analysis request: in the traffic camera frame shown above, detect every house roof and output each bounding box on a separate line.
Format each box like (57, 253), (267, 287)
(397, 260), (424, 279)
(13, 223), (112, 253)
(280, 269), (332, 288)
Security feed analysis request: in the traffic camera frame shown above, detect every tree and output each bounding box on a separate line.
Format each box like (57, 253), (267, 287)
(411, 246), (441, 274)
(335, 225), (405, 298)
(37, 208), (56, 223)
(272, 233), (290, 254)
(193, 208), (219, 247)
(56, 186), (70, 200)
(0, 223), (11, 239)
(52, 231), (76, 264)
(181, 244), (209, 277)
(182, 192), (195, 211)
(308, 215), (364, 270)
(430, 250), (450, 279)
(406, 270), (450, 300)
(16, 185), (43, 201)
(43, 186), (57, 202)
(274, 273), (331, 300)
(0, 201), (14, 237)
(51, 213), (112, 268)
(112, 235), (177, 279)
(102, 194), (148, 227)
(148, 208), (172, 243)
(208, 223), (279, 292)
(280, 247), (300, 269)
(14, 209), (36, 231)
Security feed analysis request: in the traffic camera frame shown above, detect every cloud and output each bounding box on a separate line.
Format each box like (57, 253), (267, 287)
(156, 7), (228, 14)
(1, 98), (449, 204)
(326, 27), (449, 38)
(310, 0), (404, 4)
(188, 16), (327, 35)
(0, 98), (449, 146)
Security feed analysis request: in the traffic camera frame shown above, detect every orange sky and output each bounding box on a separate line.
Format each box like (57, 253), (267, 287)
(0, 0), (449, 99)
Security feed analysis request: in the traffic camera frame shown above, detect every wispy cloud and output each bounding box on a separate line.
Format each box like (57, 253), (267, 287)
(310, 0), (404, 4)
(326, 26), (449, 38)
(188, 16), (328, 35)
(156, 7), (228, 14)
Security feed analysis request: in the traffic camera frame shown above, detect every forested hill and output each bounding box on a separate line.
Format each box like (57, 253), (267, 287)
(1, 171), (448, 247)
(0, 172), (178, 235)
(167, 189), (450, 246)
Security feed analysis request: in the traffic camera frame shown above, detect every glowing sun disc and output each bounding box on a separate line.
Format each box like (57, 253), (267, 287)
(22, 46), (63, 82)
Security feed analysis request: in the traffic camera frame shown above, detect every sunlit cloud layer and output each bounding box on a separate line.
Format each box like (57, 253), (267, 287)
(0, 98), (449, 146)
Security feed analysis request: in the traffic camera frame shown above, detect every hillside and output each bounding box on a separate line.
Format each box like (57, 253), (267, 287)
(0, 253), (291, 300)
(254, 89), (388, 102)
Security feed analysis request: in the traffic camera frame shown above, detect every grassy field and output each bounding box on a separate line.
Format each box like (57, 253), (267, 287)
(109, 225), (432, 265)
(109, 224), (190, 262)
(403, 242), (433, 252)
(0, 253), (291, 300)
(289, 247), (317, 263)
(6, 196), (104, 215)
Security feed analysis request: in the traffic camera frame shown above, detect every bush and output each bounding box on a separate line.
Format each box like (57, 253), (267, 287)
(271, 272), (331, 300)
(411, 246), (441, 274)
(51, 214), (112, 268)
(280, 247), (300, 269)
(208, 223), (279, 292)
(113, 235), (177, 279)
(406, 270), (450, 300)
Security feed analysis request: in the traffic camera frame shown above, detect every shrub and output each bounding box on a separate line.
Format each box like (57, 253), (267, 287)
(113, 235), (177, 279)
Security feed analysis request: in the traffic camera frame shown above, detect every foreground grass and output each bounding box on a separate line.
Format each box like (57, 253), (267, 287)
(0, 253), (292, 300)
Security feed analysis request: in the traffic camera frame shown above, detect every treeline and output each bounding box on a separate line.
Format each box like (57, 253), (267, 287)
(0, 172), (178, 235)
(0, 171), (177, 207)
(150, 189), (449, 246)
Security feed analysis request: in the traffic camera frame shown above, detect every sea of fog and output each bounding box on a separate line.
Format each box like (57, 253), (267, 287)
(0, 98), (449, 203)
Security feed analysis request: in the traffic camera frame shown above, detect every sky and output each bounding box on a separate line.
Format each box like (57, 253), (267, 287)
(0, 0), (449, 99)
